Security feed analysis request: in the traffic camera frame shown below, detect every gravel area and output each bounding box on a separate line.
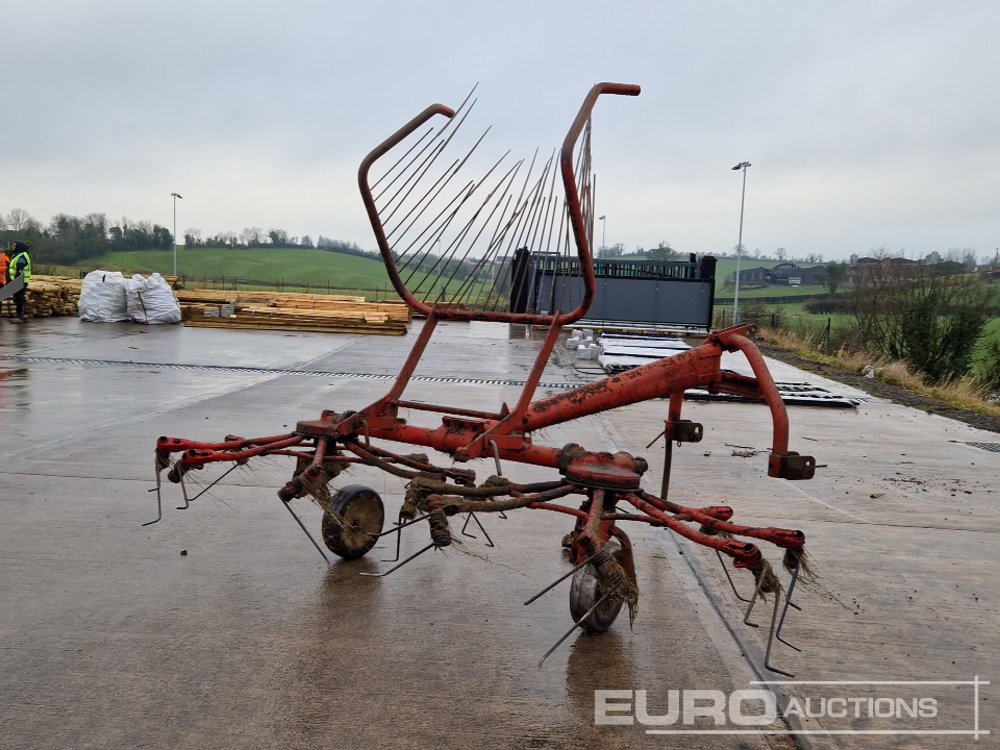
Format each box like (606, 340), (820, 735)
(756, 343), (1000, 435)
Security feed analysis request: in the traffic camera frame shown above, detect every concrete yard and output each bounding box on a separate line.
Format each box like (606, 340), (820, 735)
(1, 317), (996, 749)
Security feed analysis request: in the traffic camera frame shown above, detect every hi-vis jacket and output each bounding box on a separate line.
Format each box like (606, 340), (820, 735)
(9, 251), (31, 283)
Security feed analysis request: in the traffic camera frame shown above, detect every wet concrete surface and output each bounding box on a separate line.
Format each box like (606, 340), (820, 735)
(1, 317), (996, 749)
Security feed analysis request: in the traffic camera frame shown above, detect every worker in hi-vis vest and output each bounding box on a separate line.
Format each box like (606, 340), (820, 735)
(8, 241), (32, 320)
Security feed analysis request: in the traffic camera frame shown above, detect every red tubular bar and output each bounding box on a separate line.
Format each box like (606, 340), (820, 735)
(358, 105), (455, 319)
(724, 332), (794, 476)
(557, 82), (640, 326)
(156, 434), (297, 455)
(158, 324), (801, 484)
(357, 82), (640, 324)
(634, 490), (804, 549)
(520, 337), (725, 432)
(180, 435), (306, 467)
(526, 502), (588, 521)
(623, 493), (763, 569)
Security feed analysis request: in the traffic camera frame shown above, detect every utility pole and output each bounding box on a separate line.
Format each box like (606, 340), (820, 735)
(730, 162), (751, 323)
(170, 192), (183, 276)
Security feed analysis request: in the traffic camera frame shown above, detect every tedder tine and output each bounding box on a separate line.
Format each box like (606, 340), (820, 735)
(537, 586), (621, 668)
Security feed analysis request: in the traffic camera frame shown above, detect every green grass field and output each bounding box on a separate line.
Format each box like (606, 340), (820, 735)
(74, 248), (502, 301)
(72, 249), (834, 300)
(79, 248), (394, 290)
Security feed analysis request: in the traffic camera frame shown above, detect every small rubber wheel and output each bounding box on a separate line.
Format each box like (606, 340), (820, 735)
(321, 485), (384, 559)
(569, 543), (625, 633)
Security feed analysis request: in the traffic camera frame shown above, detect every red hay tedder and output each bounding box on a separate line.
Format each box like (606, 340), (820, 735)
(150, 83), (816, 674)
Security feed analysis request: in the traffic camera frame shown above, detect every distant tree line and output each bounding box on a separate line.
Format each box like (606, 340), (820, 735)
(0, 207), (374, 265)
(0, 208), (173, 264)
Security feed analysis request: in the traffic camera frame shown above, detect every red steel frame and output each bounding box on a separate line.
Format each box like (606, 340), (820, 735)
(154, 82), (815, 616)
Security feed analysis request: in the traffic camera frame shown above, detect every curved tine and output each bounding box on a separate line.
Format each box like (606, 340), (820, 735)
(537, 585), (621, 668)
(177, 471), (192, 510)
(464, 512), (496, 548)
(379, 511), (409, 563)
(176, 469), (240, 514)
(460, 512), (477, 539)
(372, 513), (431, 538)
(763, 585), (795, 677)
(178, 463), (242, 507)
(524, 554), (596, 606)
(775, 563), (803, 652)
(280, 499), (330, 565)
(716, 550), (754, 603)
(742, 571), (766, 628)
(142, 474), (164, 527)
(360, 543), (435, 578)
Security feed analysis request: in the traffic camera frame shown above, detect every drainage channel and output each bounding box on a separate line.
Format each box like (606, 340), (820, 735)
(3, 354), (865, 408)
(963, 442), (1000, 453)
(1, 354), (579, 390)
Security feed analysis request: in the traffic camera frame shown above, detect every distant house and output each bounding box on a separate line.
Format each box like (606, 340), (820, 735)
(735, 266), (770, 285)
(734, 262), (826, 287)
(848, 255), (924, 282)
(850, 255), (919, 268)
(766, 262), (827, 286)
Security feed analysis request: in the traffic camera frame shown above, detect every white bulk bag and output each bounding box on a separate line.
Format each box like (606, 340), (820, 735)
(78, 270), (131, 322)
(126, 273), (181, 324)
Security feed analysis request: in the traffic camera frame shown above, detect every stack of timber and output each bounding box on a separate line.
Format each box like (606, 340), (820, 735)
(177, 289), (410, 336)
(2, 275), (83, 318)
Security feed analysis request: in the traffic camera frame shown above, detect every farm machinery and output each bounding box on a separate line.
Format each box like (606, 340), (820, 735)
(149, 82), (816, 674)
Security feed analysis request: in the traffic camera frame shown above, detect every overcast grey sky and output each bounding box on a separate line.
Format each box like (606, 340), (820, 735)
(5, 0), (999, 261)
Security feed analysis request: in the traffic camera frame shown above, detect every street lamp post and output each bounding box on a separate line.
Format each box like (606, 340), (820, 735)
(730, 162), (751, 324)
(170, 192), (183, 277)
(598, 215), (606, 255)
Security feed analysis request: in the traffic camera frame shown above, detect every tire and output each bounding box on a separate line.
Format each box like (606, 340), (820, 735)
(569, 543), (626, 633)
(321, 485), (384, 559)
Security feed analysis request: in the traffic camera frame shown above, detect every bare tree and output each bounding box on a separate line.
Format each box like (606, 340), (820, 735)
(5, 207), (41, 232)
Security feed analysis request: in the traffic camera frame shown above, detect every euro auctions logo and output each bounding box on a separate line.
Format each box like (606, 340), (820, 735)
(596, 688), (779, 727)
(595, 678), (990, 740)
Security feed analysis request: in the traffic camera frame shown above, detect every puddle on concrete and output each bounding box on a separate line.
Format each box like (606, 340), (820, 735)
(0, 367), (30, 409)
